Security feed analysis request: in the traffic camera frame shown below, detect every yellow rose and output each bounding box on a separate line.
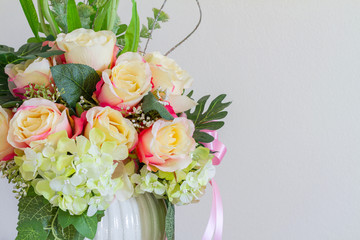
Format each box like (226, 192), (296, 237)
(137, 117), (196, 172)
(0, 107), (14, 161)
(96, 52), (152, 108)
(5, 57), (52, 90)
(56, 28), (116, 71)
(85, 106), (138, 150)
(144, 52), (193, 95)
(7, 98), (72, 149)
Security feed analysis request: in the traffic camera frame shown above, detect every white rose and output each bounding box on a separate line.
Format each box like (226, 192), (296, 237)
(5, 57), (52, 90)
(144, 52), (193, 95)
(56, 28), (116, 71)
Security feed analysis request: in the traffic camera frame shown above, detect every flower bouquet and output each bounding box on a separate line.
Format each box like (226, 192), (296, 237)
(0, 0), (231, 239)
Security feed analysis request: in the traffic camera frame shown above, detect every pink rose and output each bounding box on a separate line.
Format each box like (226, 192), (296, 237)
(7, 98), (72, 149)
(136, 117), (196, 172)
(95, 52), (152, 109)
(0, 106), (14, 161)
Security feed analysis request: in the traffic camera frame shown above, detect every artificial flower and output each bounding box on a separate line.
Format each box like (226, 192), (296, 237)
(144, 52), (196, 112)
(95, 52), (152, 108)
(136, 117), (196, 172)
(5, 57), (52, 97)
(56, 28), (116, 71)
(85, 106), (138, 150)
(0, 106), (14, 161)
(7, 98), (72, 149)
(15, 129), (129, 215)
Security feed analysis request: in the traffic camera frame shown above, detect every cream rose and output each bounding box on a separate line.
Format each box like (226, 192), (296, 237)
(144, 52), (193, 95)
(5, 57), (52, 91)
(136, 117), (196, 172)
(96, 52), (152, 108)
(0, 107), (14, 161)
(84, 106), (138, 150)
(7, 98), (72, 149)
(56, 28), (116, 71)
(144, 52), (196, 112)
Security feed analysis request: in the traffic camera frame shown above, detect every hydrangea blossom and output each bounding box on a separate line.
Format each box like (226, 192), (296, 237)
(15, 128), (130, 216)
(130, 146), (216, 205)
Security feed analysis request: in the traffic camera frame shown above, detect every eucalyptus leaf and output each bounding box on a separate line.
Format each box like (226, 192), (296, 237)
(51, 64), (100, 109)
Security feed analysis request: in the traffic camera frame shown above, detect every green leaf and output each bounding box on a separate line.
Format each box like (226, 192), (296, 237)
(193, 131), (214, 143)
(116, 24), (128, 36)
(165, 200), (175, 240)
(122, 0), (140, 53)
(50, 0), (68, 32)
(1, 101), (23, 108)
(17, 193), (56, 226)
(51, 64), (101, 109)
(185, 94), (231, 142)
(147, 17), (161, 30)
(67, 0), (82, 32)
(196, 121), (225, 130)
(58, 210), (104, 239)
(20, 0), (40, 40)
(0, 45), (15, 54)
(77, 3), (96, 29)
(140, 24), (150, 38)
(153, 8), (169, 22)
(16, 221), (48, 240)
(58, 209), (73, 228)
(93, 0), (111, 31)
(142, 92), (174, 121)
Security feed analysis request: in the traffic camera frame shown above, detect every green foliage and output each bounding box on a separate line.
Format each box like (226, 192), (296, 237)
(67, 0), (82, 32)
(58, 209), (105, 239)
(93, 0), (112, 31)
(140, 8), (169, 39)
(16, 221), (48, 240)
(16, 189), (56, 240)
(50, 0), (68, 31)
(19, 0), (40, 41)
(165, 200), (175, 240)
(185, 94), (231, 143)
(0, 42), (63, 106)
(78, 3), (96, 29)
(122, 0), (140, 53)
(51, 64), (100, 109)
(142, 92), (174, 121)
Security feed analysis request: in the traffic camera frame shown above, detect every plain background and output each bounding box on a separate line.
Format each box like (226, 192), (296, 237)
(1, 0), (360, 239)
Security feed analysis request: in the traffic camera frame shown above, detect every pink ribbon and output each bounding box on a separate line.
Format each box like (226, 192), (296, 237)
(201, 130), (226, 239)
(202, 179), (223, 240)
(202, 130), (227, 166)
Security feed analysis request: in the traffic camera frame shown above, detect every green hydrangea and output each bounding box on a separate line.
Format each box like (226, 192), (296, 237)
(15, 128), (129, 216)
(130, 146), (216, 205)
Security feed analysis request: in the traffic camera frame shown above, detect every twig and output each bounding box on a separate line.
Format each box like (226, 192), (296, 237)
(165, 0), (202, 56)
(143, 0), (168, 55)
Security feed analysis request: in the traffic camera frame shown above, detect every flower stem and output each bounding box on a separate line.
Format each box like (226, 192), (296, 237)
(37, 0), (50, 36)
(51, 209), (61, 240)
(40, 0), (60, 36)
(165, 0), (202, 56)
(108, 0), (119, 31)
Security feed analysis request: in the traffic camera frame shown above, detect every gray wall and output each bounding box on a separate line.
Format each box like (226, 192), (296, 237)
(1, 0), (360, 239)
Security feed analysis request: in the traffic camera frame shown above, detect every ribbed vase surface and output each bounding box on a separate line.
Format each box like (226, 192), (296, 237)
(88, 193), (166, 240)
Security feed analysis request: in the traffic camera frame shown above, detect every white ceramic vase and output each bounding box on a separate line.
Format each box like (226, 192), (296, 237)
(88, 193), (167, 240)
